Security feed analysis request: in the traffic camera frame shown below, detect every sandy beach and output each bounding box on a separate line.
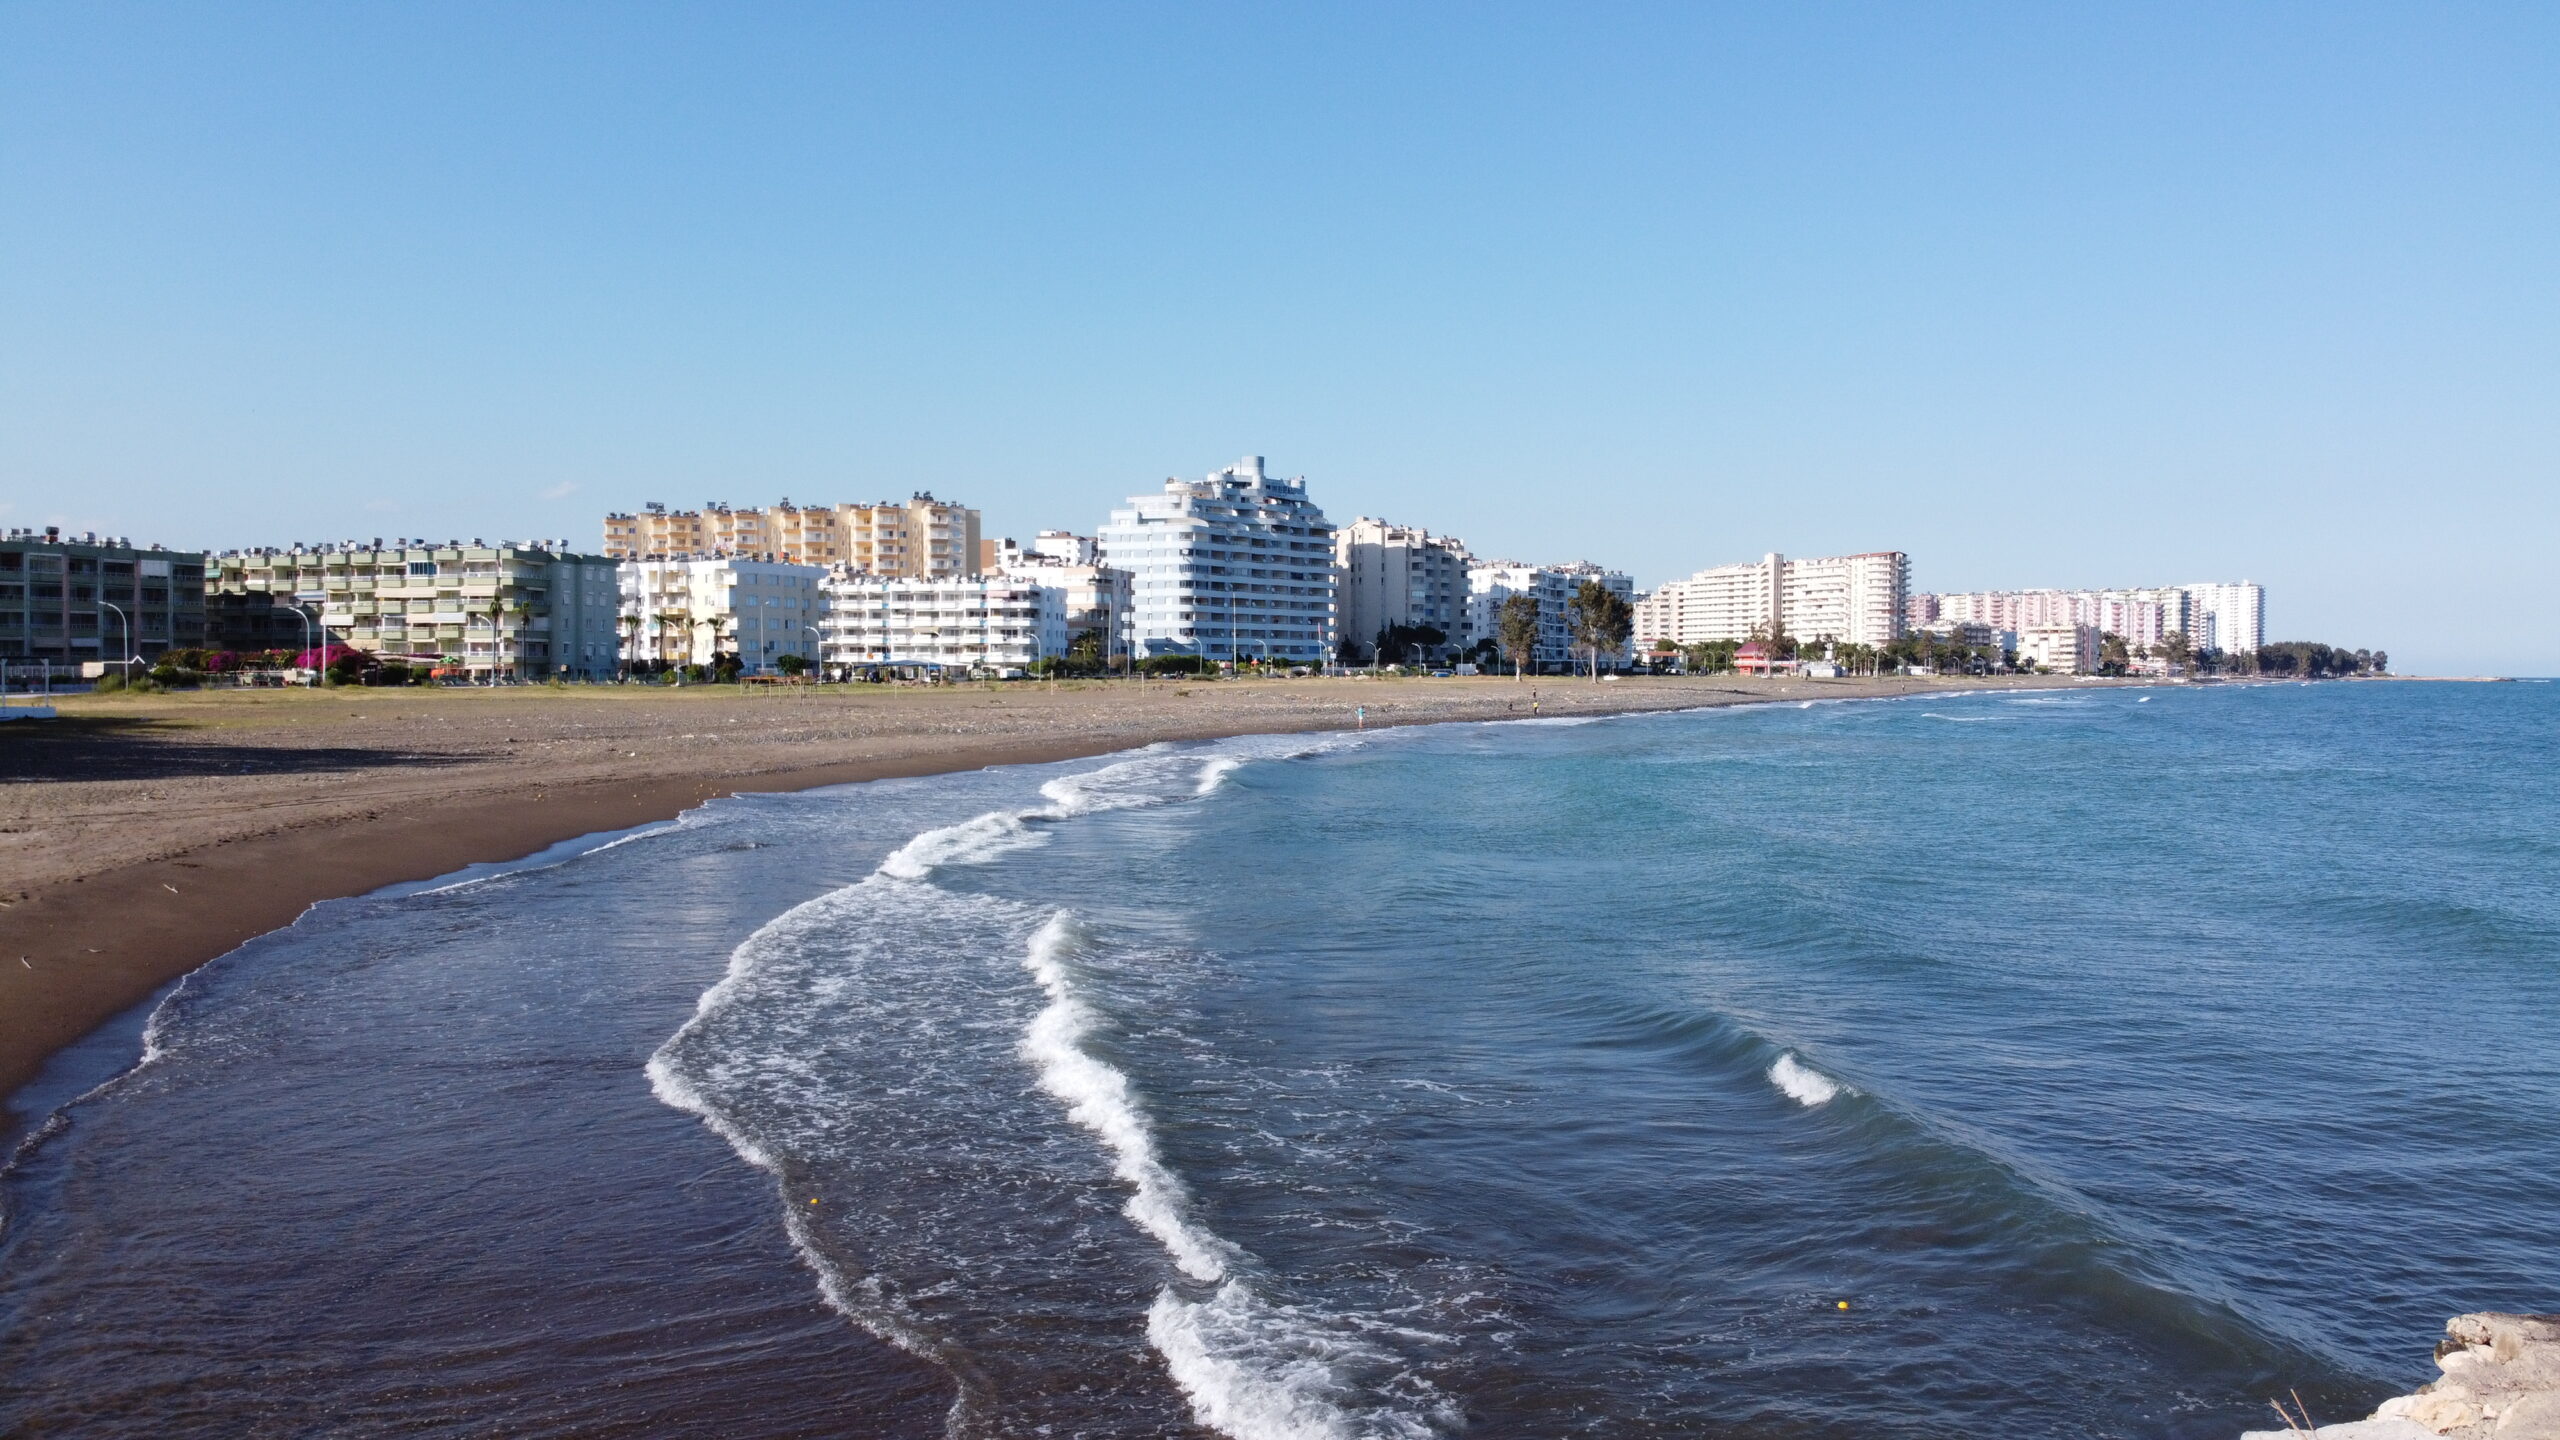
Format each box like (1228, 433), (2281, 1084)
(1, 672), (2115, 1108)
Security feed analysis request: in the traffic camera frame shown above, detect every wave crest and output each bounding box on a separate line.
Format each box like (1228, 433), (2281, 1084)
(1769, 1051), (1851, 1107)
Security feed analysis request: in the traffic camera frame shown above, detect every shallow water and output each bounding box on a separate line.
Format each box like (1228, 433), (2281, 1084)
(4, 683), (2554, 1438)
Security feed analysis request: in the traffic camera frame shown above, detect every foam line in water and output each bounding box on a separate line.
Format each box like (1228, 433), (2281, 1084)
(1020, 912), (1233, 1282)
(1148, 1283), (1445, 1440)
(1019, 911), (1455, 1439)
(643, 886), (989, 1436)
(1769, 1051), (1852, 1107)
(880, 744), (1313, 882)
(393, 815), (702, 898)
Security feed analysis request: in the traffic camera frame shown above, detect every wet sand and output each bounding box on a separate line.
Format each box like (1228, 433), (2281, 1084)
(0, 672), (2117, 1108)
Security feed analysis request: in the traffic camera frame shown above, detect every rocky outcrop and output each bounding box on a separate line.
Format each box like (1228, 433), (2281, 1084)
(2243, 1314), (2560, 1440)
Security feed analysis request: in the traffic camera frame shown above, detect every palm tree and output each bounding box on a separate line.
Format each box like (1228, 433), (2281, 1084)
(693, 615), (731, 676)
(508, 599), (536, 680)
(617, 613), (642, 676)
(472, 594), (509, 685)
(655, 609), (689, 668)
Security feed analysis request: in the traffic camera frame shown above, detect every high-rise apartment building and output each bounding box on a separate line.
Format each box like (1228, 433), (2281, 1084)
(2183, 581), (2264, 655)
(212, 540), (622, 679)
(1783, 552), (1910, 649)
(1466, 560), (1636, 669)
(604, 495), (982, 577)
(0, 528), (206, 667)
(1635, 552), (1907, 648)
(1333, 518), (1472, 662)
(620, 557), (827, 674)
(1095, 456), (1337, 664)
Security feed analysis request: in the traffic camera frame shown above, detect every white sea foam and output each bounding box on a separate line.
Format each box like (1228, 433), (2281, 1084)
(1148, 1283), (1445, 1440)
(654, 737), (1433, 1439)
(644, 876), (976, 1405)
(877, 808), (1049, 879)
(1196, 756), (1246, 795)
(1920, 712), (1996, 723)
(402, 816), (700, 896)
(1769, 1051), (1851, 1107)
(1021, 914), (1452, 1440)
(880, 746), (1287, 882)
(1020, 912), (1234, 1283)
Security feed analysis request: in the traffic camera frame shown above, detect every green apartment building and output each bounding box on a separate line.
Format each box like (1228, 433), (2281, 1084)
(211, 541), (623, 680)
(0, 527), (207, 668)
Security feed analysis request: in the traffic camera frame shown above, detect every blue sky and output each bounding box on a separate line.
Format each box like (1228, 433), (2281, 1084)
(3, 3), (2553, 672)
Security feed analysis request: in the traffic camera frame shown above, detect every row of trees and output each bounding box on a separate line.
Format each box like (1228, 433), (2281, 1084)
(1478, 583), (1634, 681)
(2230, 641), (2387, 677)
(1652, 623), (2388, 679)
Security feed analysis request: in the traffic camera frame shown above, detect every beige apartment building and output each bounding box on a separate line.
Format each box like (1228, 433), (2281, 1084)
(603, 495), (981, 577)
(2018, 624), (2102, 675)
(212, 540), (623, 679)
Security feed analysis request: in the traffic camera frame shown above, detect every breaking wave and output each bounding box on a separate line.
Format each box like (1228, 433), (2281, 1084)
(1769, 1051), (1851, 1107)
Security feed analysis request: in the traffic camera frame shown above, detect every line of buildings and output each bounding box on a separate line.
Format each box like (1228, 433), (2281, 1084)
(1633, 551), (1910, 650)
(1909, 583), (2263, 656)
(0, 460), (2266, 683)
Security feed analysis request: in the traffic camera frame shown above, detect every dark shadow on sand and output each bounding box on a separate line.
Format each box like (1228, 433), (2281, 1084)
(0, 716), (471, 783)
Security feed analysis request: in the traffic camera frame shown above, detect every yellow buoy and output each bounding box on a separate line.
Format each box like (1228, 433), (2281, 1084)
(1837, 1301), (1850, 1310)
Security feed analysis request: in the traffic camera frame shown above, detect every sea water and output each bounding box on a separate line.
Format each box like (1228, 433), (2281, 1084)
(2, 682), (2554, 1438)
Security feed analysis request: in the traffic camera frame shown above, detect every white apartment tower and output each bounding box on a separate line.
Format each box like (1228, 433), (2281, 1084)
(1333, 518), (1472, 662)
(1636, 552), (1907, 648)
(1095, 457), (1337, 663)
(2184, 581), (2264, 655)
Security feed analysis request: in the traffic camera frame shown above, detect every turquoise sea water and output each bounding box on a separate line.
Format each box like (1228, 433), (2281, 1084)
(3, 681), (2554, 1437)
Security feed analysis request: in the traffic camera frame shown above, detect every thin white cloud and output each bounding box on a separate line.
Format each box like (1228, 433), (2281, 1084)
(541, 481), (579, 501)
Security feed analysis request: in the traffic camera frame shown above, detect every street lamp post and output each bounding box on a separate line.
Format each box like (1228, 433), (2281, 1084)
(99, 601), (134, 680)
(279, 603), (317, 686)
(804, 624), (823, 684)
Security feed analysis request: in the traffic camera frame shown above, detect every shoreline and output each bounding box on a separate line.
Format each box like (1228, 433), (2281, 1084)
(3, 673), (2151, 1118)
